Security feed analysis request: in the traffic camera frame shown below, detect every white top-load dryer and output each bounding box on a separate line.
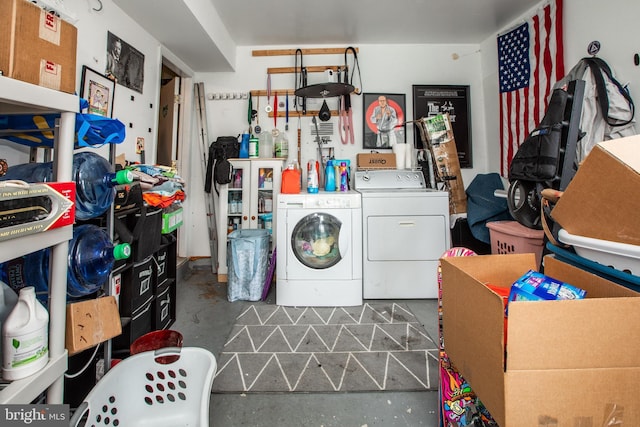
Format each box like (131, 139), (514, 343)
(354, 169), (450, 299)
(276, 191), (362, 306)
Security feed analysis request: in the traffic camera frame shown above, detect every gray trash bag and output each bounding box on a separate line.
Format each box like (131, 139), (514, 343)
(227, 229), (270, 302)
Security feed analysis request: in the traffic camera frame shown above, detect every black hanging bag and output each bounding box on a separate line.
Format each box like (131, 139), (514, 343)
(205, 136), (240, 194)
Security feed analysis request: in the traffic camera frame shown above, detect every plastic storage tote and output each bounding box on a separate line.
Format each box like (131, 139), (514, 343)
(486, 220), (545, 266)
(227, 229), (270, 302)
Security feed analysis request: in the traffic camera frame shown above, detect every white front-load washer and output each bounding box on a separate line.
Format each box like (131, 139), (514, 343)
(276, 191), (362, 306)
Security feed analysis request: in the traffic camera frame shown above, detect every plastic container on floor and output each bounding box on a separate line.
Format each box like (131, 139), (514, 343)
(130, 329), (183, 364)
(486, 220), (545, 267)
(69, 347), (217, 427)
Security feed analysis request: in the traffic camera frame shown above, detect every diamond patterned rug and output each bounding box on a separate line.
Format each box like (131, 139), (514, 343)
(212, 303), (439, 393)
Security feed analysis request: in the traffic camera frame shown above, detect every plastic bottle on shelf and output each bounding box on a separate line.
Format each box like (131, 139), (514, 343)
(239, 133), (250, 158)
(249, 137), (259, 158)
(259, 132), (273, 158)
(0, 151), (134, 220)
(2, 286), (49, 381)
(307, 160), (319, 193)
(274, 132), (289, 159)
(339, 162), (348, 191)
(0, 224), (131, 301)
(324, 160), (336, 191)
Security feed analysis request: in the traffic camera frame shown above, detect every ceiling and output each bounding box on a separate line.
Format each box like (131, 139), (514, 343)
(114, 0), (541, 72)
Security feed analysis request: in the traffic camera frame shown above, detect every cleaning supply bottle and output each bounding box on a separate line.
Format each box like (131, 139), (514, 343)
(324, 160), (336, 191)
(239, 133), (250, 158)
(339, 162), (348, 191)
(274, 132), (289, 159)
(0, 151), (134, 220)
(2, 286), (49, 381)
(249, 137), (259, 158)
(0, 224), (131, 302)
(307, 160), (319, 193)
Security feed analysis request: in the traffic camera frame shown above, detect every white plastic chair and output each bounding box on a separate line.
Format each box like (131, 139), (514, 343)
(70, 347), (217, 427)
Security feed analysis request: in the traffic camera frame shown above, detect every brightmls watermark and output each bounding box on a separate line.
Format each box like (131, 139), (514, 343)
(1, 405), (68, 426)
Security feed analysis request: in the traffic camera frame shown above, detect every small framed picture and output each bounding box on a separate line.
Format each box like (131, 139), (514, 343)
(80, 66), (115, 117)
(363, 93), (406, 149)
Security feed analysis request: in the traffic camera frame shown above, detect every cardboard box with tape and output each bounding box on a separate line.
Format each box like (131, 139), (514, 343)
(0, 0), (77, 93)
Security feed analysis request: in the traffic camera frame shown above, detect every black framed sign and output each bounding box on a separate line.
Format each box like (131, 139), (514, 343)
(363, 93), (406, 149)
(80, 65), (115, 117)
(412, 85), (472, 168)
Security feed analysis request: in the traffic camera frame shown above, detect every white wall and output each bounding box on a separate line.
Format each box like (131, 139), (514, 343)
(481, 0), (640, 173)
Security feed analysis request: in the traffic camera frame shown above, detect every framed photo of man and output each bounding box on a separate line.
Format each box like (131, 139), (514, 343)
(106, 31), (145, 94)
(412, 85), (472, 168)
(363, 93), (406, 149)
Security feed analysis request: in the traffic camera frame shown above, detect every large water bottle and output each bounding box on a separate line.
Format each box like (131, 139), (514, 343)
(0, 151), (133, 220)
(0, 224), (131, 301)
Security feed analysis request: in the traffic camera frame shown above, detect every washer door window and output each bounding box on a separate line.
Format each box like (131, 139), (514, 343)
(291, 212), (344, 269)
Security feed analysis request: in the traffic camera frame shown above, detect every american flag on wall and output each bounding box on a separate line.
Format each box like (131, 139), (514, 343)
(498, 0), (564, 177)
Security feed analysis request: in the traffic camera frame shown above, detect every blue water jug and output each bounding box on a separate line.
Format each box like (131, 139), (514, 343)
(0, 224), (131, 303)
(1, 151), (133, 220)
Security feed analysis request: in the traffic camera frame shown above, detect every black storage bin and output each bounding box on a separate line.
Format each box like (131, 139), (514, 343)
(129, 206), (162, 262)
(154, 279), (176, 330)
(113, 296), (153, 352)
(119, 255), (155, 316)
(155, 231), (177, 289)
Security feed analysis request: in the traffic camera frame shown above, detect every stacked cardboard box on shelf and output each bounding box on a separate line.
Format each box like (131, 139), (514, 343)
(0, 0), (77, 93)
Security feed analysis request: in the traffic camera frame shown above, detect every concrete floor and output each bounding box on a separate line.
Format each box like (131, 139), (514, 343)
(171, 262), (441, 427)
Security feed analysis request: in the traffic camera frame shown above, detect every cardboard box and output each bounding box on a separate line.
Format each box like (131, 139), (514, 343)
(552, 136), (640, 246)
(356, 153), (396, 170)
(0, 181), (75, 241)
(0, 0), (77, 93)
(66, 296), (122, 355)
(419, 114), (467, 214)
(441, 253), (640, 426)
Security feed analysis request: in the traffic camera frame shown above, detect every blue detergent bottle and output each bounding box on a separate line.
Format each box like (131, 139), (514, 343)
(0, 224), (131, 303)
(324, 160), (336, 191)
(0, 151), (133, 220)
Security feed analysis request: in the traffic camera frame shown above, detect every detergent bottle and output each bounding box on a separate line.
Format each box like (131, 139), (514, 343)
(324, 160), (336, 191)
(307, 160), (319, 193)
(2, 286), (49, 380)
(339, 162), (348, 191)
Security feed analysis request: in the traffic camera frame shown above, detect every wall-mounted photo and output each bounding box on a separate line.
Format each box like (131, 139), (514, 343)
(412, 85), (472, 168)
(363, 93), (406, 149)
(106, 31), (145, 94)
(80, 66), (115, 117)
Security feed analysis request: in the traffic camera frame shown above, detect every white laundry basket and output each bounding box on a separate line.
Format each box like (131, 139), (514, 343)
(70, 347), (217, 427)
